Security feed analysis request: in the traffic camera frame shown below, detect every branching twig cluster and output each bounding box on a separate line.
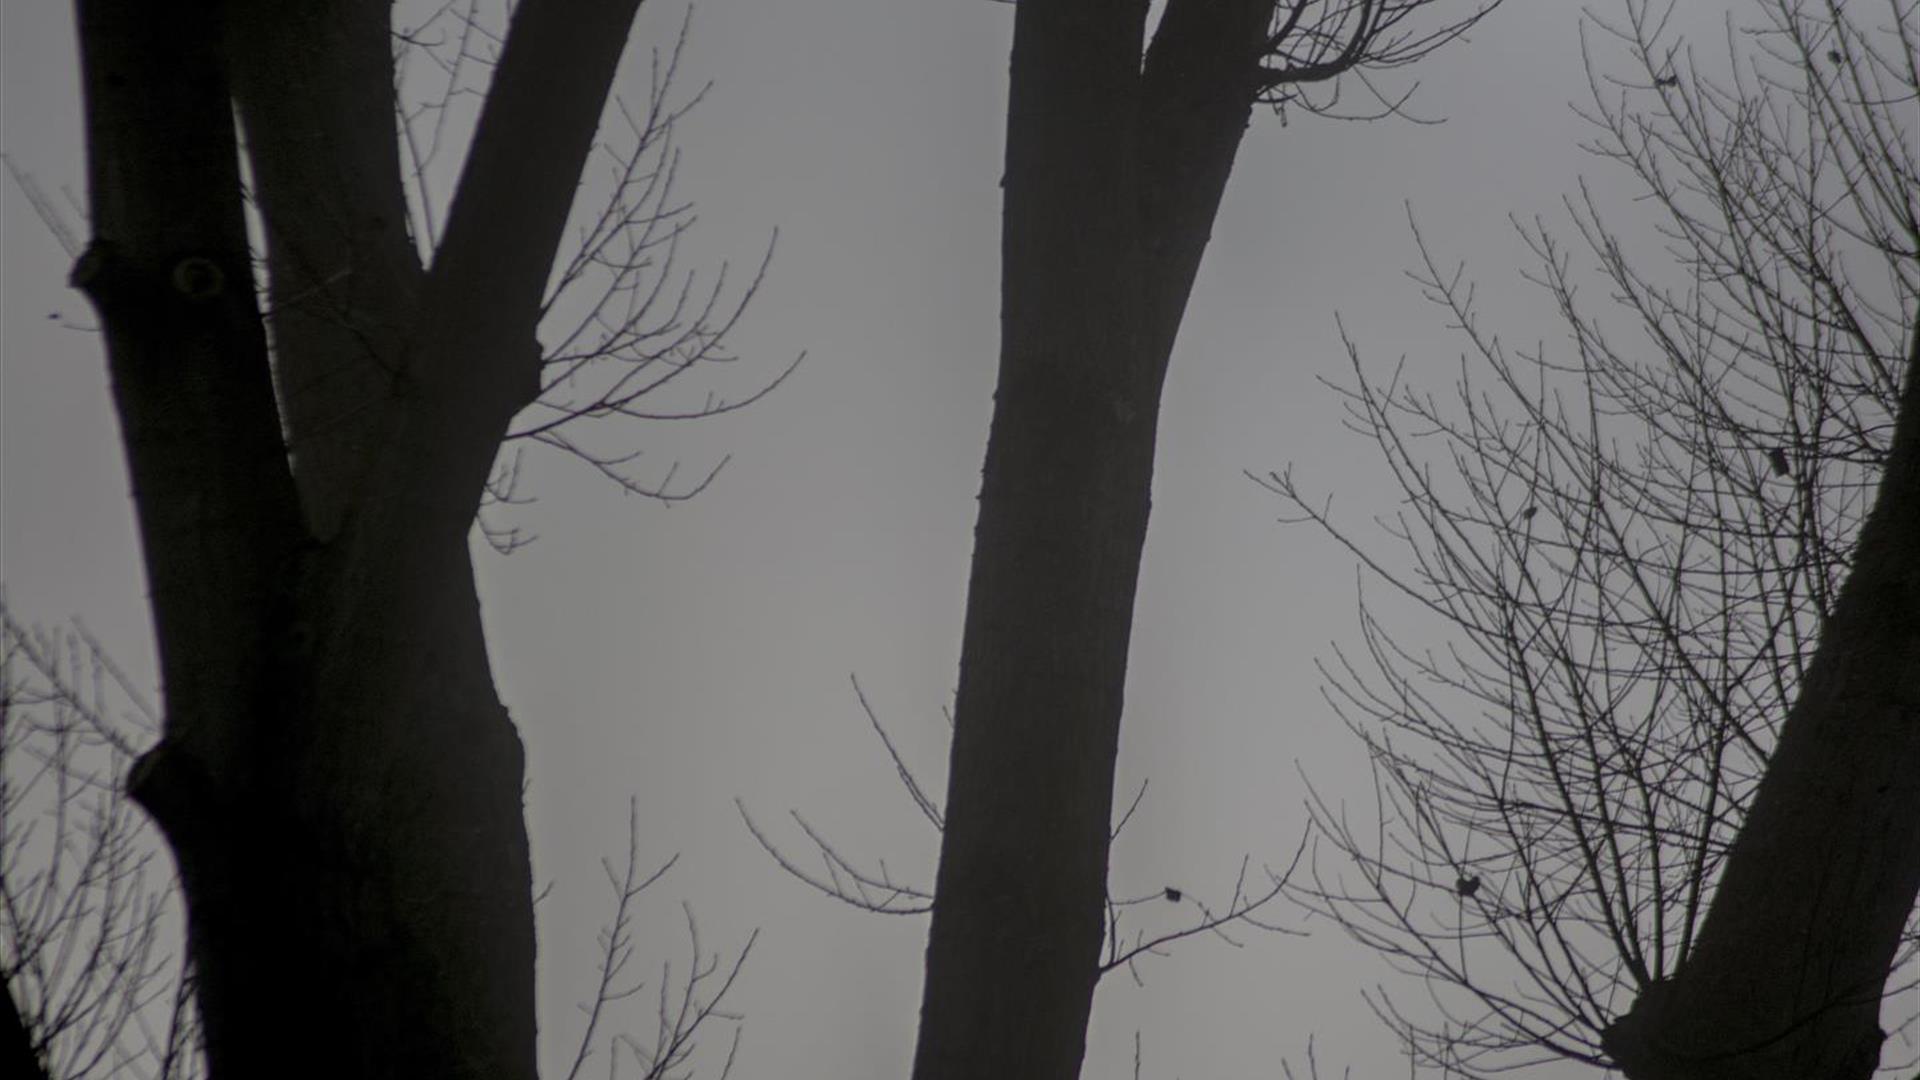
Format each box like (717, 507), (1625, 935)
(1259, 1), (1919, 1074)
(561, 799), (755, 1080)
(1255, 0), (1505, 122)
(0, 603), (199, 1079)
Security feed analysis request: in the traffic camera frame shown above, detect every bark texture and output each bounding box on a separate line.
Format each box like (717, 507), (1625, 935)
(70, 1), (641, 1075)
(1603, 324), (1920, 1077)
(910, 3), (1275, 1078)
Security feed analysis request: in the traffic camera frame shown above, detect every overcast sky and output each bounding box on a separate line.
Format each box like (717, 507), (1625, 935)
(0, 1), (1823, 1077)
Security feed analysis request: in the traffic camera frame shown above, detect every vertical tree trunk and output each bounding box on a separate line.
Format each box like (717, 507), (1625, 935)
(1604, 325), (1920, 1078)
(910, 3), (1274, 1077)
(71, 1), (642, 1074)
(909, 5), (1150, 1068)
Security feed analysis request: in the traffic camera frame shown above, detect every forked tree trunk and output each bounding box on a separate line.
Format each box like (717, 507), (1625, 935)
(71, 1), (642, 1074)
(1603, 326), (1920, 1077)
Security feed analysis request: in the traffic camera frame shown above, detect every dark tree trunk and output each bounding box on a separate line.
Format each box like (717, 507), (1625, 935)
(70, 1), (642, 1075)
(909, 6), (1150, 1073)
(2, 983), (48, 1080)
(909, 3), (1274, 1078)
(1603, 326), (1920, 1080)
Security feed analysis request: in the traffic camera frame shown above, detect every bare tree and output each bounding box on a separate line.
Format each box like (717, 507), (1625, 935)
(910, 3), (1497, 1079)
(59, 0), (775, 1074)
(1261, 1), (1918, 1075)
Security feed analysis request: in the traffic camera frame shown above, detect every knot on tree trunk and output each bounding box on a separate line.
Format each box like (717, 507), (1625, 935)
(126, 736), (219, 848)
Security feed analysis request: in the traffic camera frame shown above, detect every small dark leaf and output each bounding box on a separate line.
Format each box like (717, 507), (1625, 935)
(1455, 875), (1480, 898)
(1163, 887), (1183, 903)
(1768, 447), (1790, 477)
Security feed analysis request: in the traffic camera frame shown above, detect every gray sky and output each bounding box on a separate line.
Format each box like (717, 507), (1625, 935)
(0, 1), (1821, 1077)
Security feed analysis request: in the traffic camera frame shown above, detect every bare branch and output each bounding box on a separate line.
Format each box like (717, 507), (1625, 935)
(562, 799), (753, 1080)
(1, 605), (197, 1078)
(1255, 0), (1505, 120)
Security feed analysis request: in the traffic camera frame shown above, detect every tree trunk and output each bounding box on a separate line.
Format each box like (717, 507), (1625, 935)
(910, 3), (1273, 1077)
(2, 983), (48, 1080)
(71, 1), (641, 1074)
(1603, 324), (1920, 1077)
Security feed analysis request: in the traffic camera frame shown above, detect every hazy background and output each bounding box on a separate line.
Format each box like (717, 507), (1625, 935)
(1, 1), (1837, 1076)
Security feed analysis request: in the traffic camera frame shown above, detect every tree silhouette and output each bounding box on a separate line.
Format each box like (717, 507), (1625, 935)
(61, 2), (772, 1074)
